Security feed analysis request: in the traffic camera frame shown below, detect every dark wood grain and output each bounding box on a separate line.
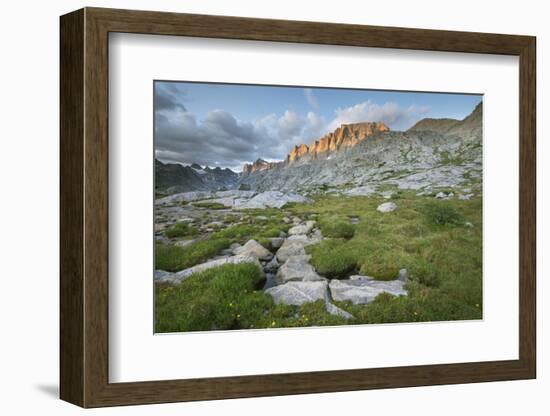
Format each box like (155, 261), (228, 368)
(59, 8), (84, 406)
(60, 7), (537, 408)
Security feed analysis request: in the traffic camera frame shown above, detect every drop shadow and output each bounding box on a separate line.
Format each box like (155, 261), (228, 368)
(35, 384), (59, 399)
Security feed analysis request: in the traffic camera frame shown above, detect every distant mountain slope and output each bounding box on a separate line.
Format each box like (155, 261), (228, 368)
(155, 159), (238, 194)
(407, 118), (461, 134)
(239, 102), (482, 194)
(408, 102), (482, 140)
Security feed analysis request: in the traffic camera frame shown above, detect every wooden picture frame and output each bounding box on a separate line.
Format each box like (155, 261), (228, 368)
(60, 7), (536, 408)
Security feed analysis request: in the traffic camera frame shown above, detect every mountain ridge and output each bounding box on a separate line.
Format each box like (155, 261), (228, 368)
(155, 159), (239, 194)
(238, 102), (482, 193)
(242, 121), (390, 175)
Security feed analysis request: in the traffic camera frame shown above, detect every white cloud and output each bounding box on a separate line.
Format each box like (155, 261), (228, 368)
(155, 100), (430, 170)
(327, 100), (429, 132)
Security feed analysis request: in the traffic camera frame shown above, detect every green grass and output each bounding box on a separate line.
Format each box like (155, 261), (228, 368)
(156, 218), (292, 273)
(155, 263), (349, 333)
(212, 221), (289, 248)
(155, 239), (230, 272)
(292, 191), (482, 320)
(424, 202), (465, 226)
(307, 240), (357, 278)
(440, 150), (464, 165)
(164, 222), (199, 239)
(319, 219), (355, 239)
(193, 201), (227, 209)
(155, 190), (483, 331)
(155, 263), (264, 332)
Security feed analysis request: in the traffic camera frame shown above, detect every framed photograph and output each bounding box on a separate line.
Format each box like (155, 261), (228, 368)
(60, 7), (536, 408)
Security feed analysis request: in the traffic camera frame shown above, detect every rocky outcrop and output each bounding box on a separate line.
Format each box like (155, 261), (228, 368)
(275, 255), (325, 284)
(233, 240), (272, 260)
(377, 202), (397, 213)
(288, 220), (316, 236)
(154, 255), (262, 284)
(241, 122), (390, 177)
(288, 143), (310, 162)
(157, 190), (310, 210)
(286, 122), (390, 164)
(242, 159), (283, 176)
(275, 240), (306, 263)
(239, 102), (482, 194)
(234, 191), (310, 209)
(265, 281), (329, 306)
(329, 279), (407, 305)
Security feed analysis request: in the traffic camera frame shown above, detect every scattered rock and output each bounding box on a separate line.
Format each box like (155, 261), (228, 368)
(435, 191), (454, 200)
(205, 221), (224, 228)
(276, 255), (325, 284)
(458, 193), (474, 200)
(156, 191), (212, 206)
(263, 273), (278, 290)
(264, 256), (279, 273)
(234, 191), (310, 209)
(288, 221), (315, 236)
(155, 235), (170, 244)
(255, 215), (268, 221)
(215, 190), (257, 199)
(233, 239), (272, 259)
(276, 240), (307, 263)
(329, 279), (407, 305)
(282, 217), (291, 224)
(345, 185), (376, 196)
(349, 274), (375, 281)
(377, 202), (397, 213)
(265, 281), (329, 306)
(205, 198), (234, 208)
(325, 302), (354, 320)
(174, 239), (195, 248)
(464, 221), (474, 228)
(398, 268), (408, 282)
(229, 242), (242, 251)
(173, 255), (262, 282)
(154, 270), (177, 283)
(286, 232), (322, 247)
(270, 237), (285, 249)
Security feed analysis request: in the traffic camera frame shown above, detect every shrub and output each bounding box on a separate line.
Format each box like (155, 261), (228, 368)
(155, 239), (230, 272)
(424, 202), (465, 226)
(238, 183), (251, 191)
(164, 222), (198, 239)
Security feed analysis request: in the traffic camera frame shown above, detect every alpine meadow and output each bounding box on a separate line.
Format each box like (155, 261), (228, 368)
(153, 82), (483, 333)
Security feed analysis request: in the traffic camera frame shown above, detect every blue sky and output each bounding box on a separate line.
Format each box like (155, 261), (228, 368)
(154, 81), (482, 171)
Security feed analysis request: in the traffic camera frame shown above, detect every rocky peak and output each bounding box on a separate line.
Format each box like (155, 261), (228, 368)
(242, 158), (282, 176)
(288, 121), (390, 164)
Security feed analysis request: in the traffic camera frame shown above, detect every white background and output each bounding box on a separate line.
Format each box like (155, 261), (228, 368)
(110, 34), (519, 382)
(0, 0), (547, 414)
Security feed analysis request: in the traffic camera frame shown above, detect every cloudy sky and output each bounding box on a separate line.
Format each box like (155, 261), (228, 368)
(154, 81), (482, 171)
